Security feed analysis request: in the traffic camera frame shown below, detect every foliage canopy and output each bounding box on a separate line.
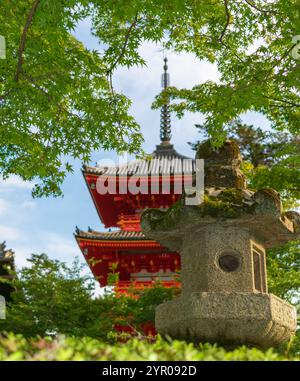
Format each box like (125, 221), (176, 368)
(0, 0), (299, 195)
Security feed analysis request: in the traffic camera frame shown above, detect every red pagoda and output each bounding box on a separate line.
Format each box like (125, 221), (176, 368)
(75, 59), (195, 295)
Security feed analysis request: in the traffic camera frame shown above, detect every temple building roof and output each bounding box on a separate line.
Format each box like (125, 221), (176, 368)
(75, 227), (147, 241)
(83, 151), (194, 176)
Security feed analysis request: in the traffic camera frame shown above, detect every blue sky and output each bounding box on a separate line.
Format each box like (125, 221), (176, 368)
(0, 18), (270, 282)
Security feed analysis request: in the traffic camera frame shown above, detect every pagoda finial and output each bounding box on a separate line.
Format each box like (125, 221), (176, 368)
(160, 57), (171, 144)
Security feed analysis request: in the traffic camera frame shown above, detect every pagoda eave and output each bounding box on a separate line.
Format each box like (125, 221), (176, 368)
(75, 235), (163, 249)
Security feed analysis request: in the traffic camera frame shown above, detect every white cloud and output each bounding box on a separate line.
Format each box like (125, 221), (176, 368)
(0, 199), (8, 216)
(0, 225), (24, 241)
(21, 200), (36, 209)
(42, 232), (80, 261)
(11, 231), (82, 269)
(9, 246), (31, 268)
(0, 195), (37, 226)
(0, 175), (33, 190)
(110, 42), (221, 157)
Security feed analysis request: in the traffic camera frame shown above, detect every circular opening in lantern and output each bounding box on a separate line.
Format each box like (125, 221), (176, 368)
(218, 251), (241, 273)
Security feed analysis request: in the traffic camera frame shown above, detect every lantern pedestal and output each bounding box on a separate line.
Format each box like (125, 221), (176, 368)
(156, 292), (297, 348)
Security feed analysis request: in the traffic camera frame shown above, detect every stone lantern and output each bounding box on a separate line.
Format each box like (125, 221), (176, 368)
(141, 140), (299, 348)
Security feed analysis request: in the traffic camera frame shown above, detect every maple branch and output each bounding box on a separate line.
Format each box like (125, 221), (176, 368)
(220, 40), (244, 63)
(243, 0), (278, 14)
(107, 71), (115, 96)
(105, 15), (139, 123)
(22, 72), (51, 101)
(15, 0), (40, 82)
(264, 95), (300, 108)
(107, 14), (139, 74)
(22, 72), (83, 121)
(219, 0), (230, 43)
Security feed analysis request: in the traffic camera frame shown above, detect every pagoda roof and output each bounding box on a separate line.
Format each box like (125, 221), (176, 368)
(83, 143), (195, 177)
(75, 227), (147, 241)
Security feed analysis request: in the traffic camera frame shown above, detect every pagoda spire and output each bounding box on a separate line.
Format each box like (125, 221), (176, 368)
(160, 57), (171, 144)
